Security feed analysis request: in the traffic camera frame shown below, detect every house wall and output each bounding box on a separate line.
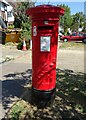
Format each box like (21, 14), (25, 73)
(7, 5), (14, 24)
(0, 0), (14, 26)
(0, 1), (7, 22)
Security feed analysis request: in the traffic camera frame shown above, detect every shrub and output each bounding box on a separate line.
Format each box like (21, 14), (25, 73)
(17, 39), (30, 50)
(17, 41), (23, 50)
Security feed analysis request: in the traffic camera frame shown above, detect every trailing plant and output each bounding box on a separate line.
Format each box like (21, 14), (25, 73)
(10, 104), (24, 120)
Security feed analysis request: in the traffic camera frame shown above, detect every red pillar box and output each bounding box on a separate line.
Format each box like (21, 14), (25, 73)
(26, 5), (64, 107)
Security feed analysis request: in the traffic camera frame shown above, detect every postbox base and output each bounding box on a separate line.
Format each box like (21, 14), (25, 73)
(31, 87), (56, 108)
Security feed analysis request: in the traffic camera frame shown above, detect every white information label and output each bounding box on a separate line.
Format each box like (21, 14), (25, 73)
(40, 36), (51, 52)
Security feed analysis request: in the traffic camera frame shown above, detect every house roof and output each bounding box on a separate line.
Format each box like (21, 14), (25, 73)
(0, 0), (10, 5)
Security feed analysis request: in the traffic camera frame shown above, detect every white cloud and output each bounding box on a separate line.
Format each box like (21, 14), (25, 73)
(6, 0), (85, 2)
(32, 0), (85, 2)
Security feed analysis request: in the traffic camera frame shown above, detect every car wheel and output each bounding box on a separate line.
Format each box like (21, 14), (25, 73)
(83, 39), (86, 43)
(63, 38), (68, 42)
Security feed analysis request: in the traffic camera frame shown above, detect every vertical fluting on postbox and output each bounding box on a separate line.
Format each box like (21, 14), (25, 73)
(26, 5), (64, 107)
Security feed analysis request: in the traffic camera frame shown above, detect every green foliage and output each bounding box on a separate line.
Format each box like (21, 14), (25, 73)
(18, 2), (32, 40)
(17, 41), (23, 50)
(17, 36), (30, 50)
(14, 1), (34, 42)
(8, 100), (29, 120)
(59, 4), (73, 34)
(75, 104), (84, 113)
(17, 39), (30, 50)
(20, 21), (31, 41)
(59, 4), (85, 33)
(8, 25), (14, 29)
(10, 104), (24, 120)
(71, 12), (85, 31)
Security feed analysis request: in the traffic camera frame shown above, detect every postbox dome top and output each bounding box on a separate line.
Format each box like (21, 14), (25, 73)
(26, 4), (65, 20)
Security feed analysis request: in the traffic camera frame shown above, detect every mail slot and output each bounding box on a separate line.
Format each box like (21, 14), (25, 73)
(26, 5), (64, 107)
(38, 26), (53, 30)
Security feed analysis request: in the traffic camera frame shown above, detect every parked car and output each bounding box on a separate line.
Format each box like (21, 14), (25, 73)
(60, 32), (86, 43)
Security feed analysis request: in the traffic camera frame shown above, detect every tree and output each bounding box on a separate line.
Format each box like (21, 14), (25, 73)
(14, 1), (35, 40)
(59, 4), (73, 35)
(71, 12), (85, 31)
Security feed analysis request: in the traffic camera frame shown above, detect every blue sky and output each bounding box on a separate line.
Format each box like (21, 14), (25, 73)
(35, 0), (85, 15)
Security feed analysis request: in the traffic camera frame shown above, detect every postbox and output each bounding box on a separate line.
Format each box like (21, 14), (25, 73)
(26, 5), (64, 106)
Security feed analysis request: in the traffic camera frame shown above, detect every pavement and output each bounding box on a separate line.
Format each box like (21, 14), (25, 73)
(58, 49), (84, 73)
(0, 45), (32, 119)
(0, 43), (85, 119)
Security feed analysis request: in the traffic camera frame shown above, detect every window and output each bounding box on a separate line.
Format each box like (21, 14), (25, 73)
(0, 2), (1, 9)
(7, 12), (12, 17)
(72, 33), (76, 36)
(1, 3), (6, 11)
(78, 33), (83, 36)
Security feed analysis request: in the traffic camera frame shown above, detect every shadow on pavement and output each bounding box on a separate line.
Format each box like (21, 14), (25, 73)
(2, 69), (32, 111)
(2, 68), (86, 120)
(56, 68), (86, 119)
